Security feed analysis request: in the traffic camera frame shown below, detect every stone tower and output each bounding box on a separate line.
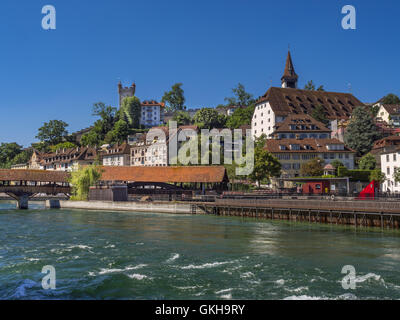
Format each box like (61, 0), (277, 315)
(281, 51), (298, 89)
(118, 82), (136, 107)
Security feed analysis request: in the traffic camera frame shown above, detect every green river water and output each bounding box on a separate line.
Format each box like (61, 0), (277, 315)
(0, 201), (399, 300)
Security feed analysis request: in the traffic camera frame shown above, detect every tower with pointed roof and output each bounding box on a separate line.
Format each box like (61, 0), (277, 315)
(281, 51), (298, 89)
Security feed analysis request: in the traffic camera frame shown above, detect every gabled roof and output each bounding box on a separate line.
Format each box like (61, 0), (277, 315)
(257, 87), (364, 119)
(101, 143), (130, 156)
(0, 169), (69, 183)
(100, 166), (229, 183)
(141, 100), (165, 108)
(264, 138), (355, 153)
(381, 104), (400, 115)
(41, 147), (98, 164)
(273, 114), (331, 133)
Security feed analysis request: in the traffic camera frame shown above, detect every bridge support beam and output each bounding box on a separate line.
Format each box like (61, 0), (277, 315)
(46, 200), (60, 209)
(16, 194), (29, 210)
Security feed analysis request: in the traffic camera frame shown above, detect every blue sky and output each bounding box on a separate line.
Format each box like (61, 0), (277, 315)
(0, 0), (399, 146)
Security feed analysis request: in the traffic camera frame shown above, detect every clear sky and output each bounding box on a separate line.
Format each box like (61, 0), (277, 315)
(1, 0), (399, 146)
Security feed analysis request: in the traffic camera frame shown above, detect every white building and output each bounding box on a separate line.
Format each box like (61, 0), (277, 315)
(251, 51), (364, 139)
(375, 104), (400, 127)
(118, 82), (165, 128)
(101, 143), (131, 167)
(41, 147), (98, 172)
(380, 148), (400, 193)
(140, 100), (165, 127)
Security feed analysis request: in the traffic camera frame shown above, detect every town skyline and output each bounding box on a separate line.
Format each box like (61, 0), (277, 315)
(1, 0), (400, 146)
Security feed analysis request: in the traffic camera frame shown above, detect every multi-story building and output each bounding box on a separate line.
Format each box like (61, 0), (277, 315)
(371, 135), (400, 167)
(140, 100), (165, 127)
(118, 82), (165, 127)
(271, 114), (331, 139)
(376, 104), (400, 127)
(251, 51), (364, 140)
(265, 138), (355, 180)
(101, 143), (130, 166)
(41, 147), (98, 171)
(130, 127), (171, 167)
(264, 113), (355, 183)
(380, 147), (400, 193)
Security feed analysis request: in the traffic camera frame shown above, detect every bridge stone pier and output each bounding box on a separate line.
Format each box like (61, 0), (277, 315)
(0, 169), (71, 210)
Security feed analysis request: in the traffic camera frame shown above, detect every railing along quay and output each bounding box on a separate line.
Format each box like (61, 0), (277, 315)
(191, 198), (400, 229)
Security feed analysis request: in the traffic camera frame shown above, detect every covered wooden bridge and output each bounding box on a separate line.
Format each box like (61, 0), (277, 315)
(91, 166), (229, 200)
(0, 169), (71, 209)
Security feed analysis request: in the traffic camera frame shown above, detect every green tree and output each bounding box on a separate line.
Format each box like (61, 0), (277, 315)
(311, 105), (329, 126)
(358, 153), (377, 170)
(304, 80), (316, 91)
(0, 143), (21, 167)
(0, 143), (24, 168)
(172, 111), (192, 126)
(105, 119), (130, 144)
(81, 102), (118, 147)
(69, 165), (102, 201)
(193, 108), (227, 129)
(120, 96), (141, 128)
(300, 158), (325, 177)
(36, 120), (69, 145)
(330, 159), (344, 170)
(370, 169), (386, 184)
(162, 83), (186, 112)
(394, 167), (400, 184)
(304, 80), (325, 91)
(226, 105), (255, 129)
(247, 136), (281, 187)
(50, 142), (77, 152)
(381, 93), (400, 105)
(11, 149), (33, 166)
(224, 83), (254, 106)
(344, 106), (381, 157)
(371, 105), (380, 117)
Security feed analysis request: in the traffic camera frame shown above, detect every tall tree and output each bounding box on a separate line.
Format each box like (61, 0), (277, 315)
(120, 96), (141, 129)
(105, 119), (130, 144)
(311, 105), (329, 126)
(370, 169), (386, 184)
(358, 153), (377, 170)
(162, 83), (186, 112)
(247, 135), (281, 187)
(224, 83), (254, 106)
(172, 111), (192, 126)
(69, 165), (102, 201)
(304, 80), (316, 91)
(0, 143), (23, 168)
(344, 107), (381, 157)
(380, 93), (400, 105)
(193, 108), (227, 129)
(304, 80), (325, 91)
(36, 120), (69, 145)
(300, 158), (325, 177)
(81, 102), (118, 147)
(226, 105), (255, 129)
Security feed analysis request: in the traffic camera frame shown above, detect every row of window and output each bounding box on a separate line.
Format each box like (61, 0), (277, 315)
(385, 153), (398, 162)
(282, 163), (301, 170)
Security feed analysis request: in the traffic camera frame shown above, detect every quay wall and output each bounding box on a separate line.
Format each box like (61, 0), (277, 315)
(58, 200), (196, 214)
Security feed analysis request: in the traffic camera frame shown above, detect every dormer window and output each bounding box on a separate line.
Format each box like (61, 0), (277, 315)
(279, 145), (287, 150)
(290, 144), (300, 150)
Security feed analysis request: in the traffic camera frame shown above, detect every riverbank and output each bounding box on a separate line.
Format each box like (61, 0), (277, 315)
(58, 200), (198, 214)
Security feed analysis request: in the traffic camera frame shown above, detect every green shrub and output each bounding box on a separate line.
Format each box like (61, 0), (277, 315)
(337, 166), (372, 182)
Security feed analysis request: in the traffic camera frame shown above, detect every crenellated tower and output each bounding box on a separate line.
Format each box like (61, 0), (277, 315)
(118, 82), (136, 107)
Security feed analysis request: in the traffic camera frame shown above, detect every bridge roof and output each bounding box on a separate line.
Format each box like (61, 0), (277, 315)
(0, 169), (69, 183)
(100, 166), (229, 183)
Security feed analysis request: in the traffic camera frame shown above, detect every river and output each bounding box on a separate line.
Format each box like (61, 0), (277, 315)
(0, 201), (399, 300)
